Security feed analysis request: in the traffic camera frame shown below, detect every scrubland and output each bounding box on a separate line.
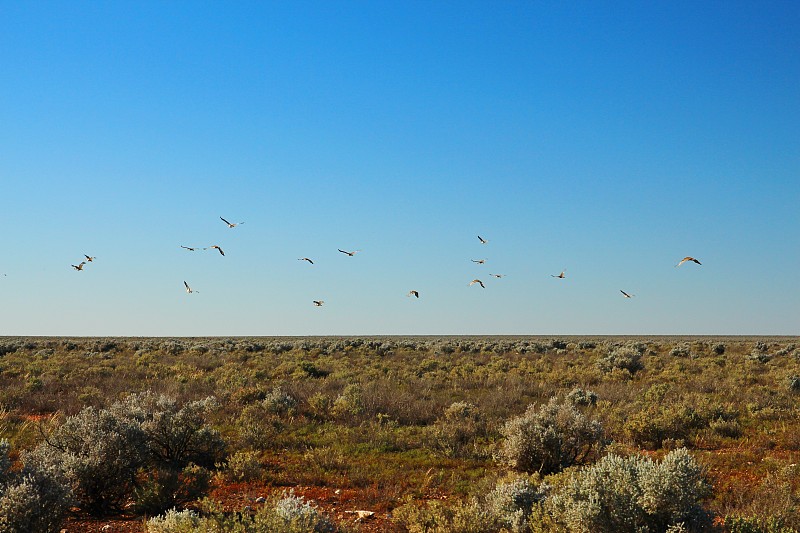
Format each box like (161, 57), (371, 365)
(0, 336), (798, 532)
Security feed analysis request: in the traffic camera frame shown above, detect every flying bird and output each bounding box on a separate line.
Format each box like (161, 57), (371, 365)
(620, 290), (635, 298)
(675, 256), (702, 267)
(551, 269), (566, 279)
(180, 246), (199, 251)
(84, 255), (96, 262)
(71, 262), (86, 271)
(313, 300), (324, 307)
(407, 290), (419, 298)
(338, 249), (360, 256)
(490, 274), (505, 278)
(478, 235), (488, 244)
(471, 259), (486, 264)
(298, 257), (314, 264)
(220, 217), (243, 228)
(184, 281), (198, 294)
(469, 279), (485, 288)
(205, 245), (225, 256)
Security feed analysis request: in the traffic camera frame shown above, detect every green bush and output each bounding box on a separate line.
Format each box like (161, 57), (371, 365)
(497, 397), (603, 474)
(485, 475), (546, 532)
(133, 463), (212, 515)
(565, 388), (598, 407)
(428, 401), (486, 458)
(597, 347), (643, 374)
(548, 448), (711, 532)
(0, 440), (72, 533)
(26, 406), (146, 514)
(115, 392), (225, 469)
(27, 392), (224, 515)
(392, 498), (496, 533)
(222, 450), (264, 482)
(146, 492), (337, 532)
(725, 516), (796, 533)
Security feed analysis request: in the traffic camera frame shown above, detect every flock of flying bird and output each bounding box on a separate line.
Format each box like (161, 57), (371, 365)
(70, 218), (703, 307)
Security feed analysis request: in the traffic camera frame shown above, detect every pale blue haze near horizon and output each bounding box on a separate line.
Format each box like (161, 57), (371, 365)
(1, 1), (798, 336)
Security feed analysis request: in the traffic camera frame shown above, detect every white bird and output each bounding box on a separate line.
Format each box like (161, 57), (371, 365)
(220, 217), (243, 228)
(675, 256), (702, 267)
(205, 245), (225, 256)
(407, 290), (419, 298)
(184, 281), (198, 293)
(298, 257), (314, 264)
(551, 269), (566, 279)
(620, 290), (635, 298)
(313, 300), (324, 307)
(478, 235), (488, 244)
(471, 259), (486, 264)
(84, 254), (96, 262)
(338, 249), (360, 256)
(469, 279), (485, 288)
(71, 262), (86, 271)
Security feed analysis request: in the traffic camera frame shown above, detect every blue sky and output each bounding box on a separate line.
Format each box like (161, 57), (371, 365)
(1, 1), (797, 336)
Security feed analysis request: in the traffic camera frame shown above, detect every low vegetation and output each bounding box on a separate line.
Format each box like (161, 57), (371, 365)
(0, 336), (798, 532)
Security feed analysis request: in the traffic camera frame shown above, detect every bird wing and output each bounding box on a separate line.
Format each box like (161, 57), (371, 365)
(220, 217), (231, 225)
(184, 281), (190, 289)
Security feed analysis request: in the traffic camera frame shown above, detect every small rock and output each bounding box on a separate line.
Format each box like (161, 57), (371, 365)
(346, 510), (375, 521)
(255, 496), (266, 503)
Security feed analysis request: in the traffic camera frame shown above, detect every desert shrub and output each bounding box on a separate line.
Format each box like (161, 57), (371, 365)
(712, 343), (726, 355)
(0, 342), (20, 357)
(147, 492), (337, 532)
(787, 376), (800, 392)
(722, 467), (800, 531)
(298, 360), (330, 378)
(236, 404), (282, 450)
(114, 392), (225, 469)
(25, 406), (147, 514)
(332, 384), (364, 419)
(392, 498), (496, 533)
(669, 344), (692, 358)
(262, 386), (297, 416)
(145, 508), (202, 532)
(548, 448), (711, 532)
(485, 475), (547, 532)
(428, 401), (486, 458)
(725, 516), (796, 533)
(272, 491), (337, 532)
(708, 416), (742, 438)
(597, 347), (643, 374)
(133, 463), (212, 515)
(0, 439), (10, 486)
(308, 393), (332, 420)
(27, 392), (224, 515)
(497, 397), (603, 474)
(0, 445), (72, 533)
(566, 388), (598, 407)
(623, 401), (721, 450)
(747, 351), (773, 364)
(222, 450), (264, 482)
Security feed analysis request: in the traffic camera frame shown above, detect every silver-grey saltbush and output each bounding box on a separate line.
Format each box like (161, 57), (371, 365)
(548, 448), (711, 532)
(498, 397), (603, 474)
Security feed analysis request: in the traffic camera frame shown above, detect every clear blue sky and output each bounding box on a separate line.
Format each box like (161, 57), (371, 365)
(1, 1), (798, 336)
